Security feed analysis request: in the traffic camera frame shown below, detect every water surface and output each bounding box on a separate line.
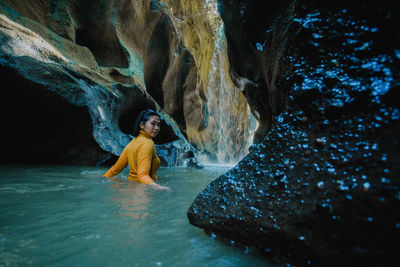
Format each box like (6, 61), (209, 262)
(0, 165), (272, 266)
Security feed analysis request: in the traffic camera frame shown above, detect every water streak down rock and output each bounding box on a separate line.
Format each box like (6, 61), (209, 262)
(188, 1), (400, 265)
(0, 0), (254, 165)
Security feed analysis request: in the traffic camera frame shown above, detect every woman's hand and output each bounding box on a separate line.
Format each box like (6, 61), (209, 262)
(107, 177), (120, 182)
(149, 183), (171, 191)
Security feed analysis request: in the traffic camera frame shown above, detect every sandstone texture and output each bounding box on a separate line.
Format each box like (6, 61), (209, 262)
(188, 1), (400, 265)
(0, 0), (253, 165)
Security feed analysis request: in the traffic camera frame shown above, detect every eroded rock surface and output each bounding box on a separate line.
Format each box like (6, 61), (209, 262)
(188, 1), (399, 265)
(0, 0), (254, 165)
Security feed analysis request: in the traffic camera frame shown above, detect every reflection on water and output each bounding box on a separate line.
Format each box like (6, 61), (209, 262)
(111, 181), (151, 220)
(0, 165), (273, 266)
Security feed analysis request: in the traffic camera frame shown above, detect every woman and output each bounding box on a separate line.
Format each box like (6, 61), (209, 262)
(104, 109), (170, 191)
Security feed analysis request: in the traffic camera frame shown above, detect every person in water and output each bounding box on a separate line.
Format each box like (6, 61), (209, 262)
(104, 109), (170, 191)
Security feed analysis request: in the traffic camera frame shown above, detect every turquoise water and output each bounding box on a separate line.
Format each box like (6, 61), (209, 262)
(0, 165), (272, 266)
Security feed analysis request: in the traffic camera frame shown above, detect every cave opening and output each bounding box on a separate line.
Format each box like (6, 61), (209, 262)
(0, 66), (109, 165)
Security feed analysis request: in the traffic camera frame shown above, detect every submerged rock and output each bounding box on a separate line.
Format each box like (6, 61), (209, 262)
(188, 1), (400, 265)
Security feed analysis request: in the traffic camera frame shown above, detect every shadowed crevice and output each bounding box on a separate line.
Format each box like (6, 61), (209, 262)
(0, 66), (110, 165)
(144, 15), (172, 107)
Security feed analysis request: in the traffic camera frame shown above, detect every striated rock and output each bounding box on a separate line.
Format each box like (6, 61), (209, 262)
(147, 0), (255, 163)
(0, 5), (187, 165)
(0, 0), (255, 165)
(188, 1), (400, 265)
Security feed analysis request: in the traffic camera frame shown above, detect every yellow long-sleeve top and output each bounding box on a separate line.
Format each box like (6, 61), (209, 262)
(104, 130), (161, 184)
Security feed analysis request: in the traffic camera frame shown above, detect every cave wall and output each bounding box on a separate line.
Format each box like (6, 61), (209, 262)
(0, 0), (254, 165)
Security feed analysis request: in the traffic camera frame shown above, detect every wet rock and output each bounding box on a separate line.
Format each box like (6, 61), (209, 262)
(218, 0), (294, 142)
(188, 1), (400, 266)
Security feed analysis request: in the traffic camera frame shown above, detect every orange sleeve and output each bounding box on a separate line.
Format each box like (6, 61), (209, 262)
(137, 141), (155, 184)
(104, 147), (128, 177)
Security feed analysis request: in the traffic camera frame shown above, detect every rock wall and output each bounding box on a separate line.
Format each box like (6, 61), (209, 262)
(0, 0), (254, 165)
(188, 0), (400, 265)
(218, 0), (294, 143)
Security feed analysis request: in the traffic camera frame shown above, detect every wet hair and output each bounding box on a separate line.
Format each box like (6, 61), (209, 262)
(132, 109), (160, 137)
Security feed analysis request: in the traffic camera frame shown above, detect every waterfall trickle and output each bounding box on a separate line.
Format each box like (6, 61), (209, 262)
(198, 24), (257, 165)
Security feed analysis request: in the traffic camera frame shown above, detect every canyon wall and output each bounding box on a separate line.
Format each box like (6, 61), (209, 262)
(0, 0), (254, 165)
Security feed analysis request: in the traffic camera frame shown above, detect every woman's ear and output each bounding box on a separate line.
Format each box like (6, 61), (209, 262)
(140, 122), (144, 129)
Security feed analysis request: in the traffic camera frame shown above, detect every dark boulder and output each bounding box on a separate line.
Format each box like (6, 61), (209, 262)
(188, 1), (400, 265)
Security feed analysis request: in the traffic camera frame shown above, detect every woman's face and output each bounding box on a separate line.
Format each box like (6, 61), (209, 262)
(140, 115), (161, 138)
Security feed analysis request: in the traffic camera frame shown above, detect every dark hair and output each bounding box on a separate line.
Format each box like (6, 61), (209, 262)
(132, 109), (160, 137)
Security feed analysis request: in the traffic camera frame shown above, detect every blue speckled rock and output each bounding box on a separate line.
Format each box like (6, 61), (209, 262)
(188, 1), (400, 266)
